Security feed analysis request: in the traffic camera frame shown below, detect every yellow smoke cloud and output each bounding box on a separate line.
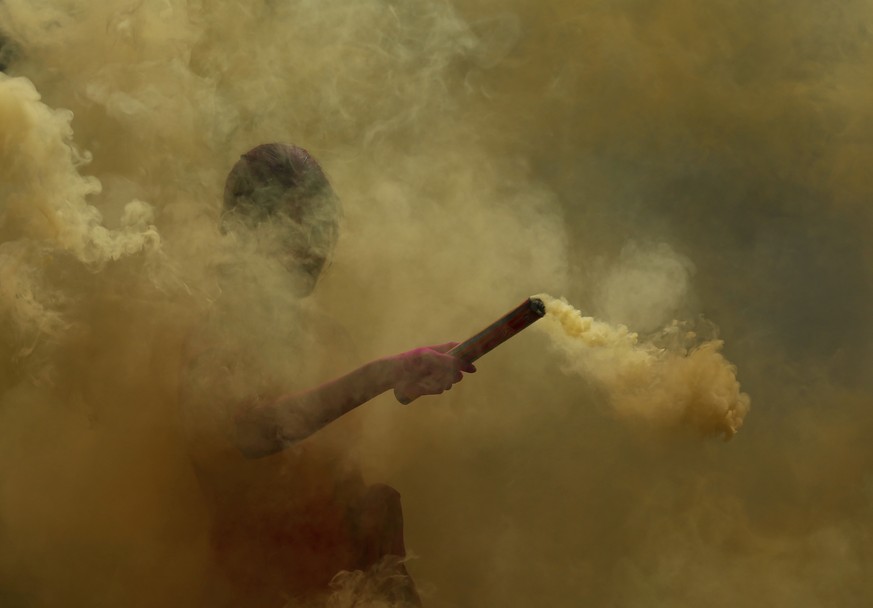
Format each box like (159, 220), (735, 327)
(0, 0), (871, 607)
(538, 294), (749, 439)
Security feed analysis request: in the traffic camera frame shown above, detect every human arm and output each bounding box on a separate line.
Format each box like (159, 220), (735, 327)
(233, 343), (475, 458)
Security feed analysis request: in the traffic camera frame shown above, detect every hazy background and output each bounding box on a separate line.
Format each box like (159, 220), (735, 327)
(1, 0), (871, 606)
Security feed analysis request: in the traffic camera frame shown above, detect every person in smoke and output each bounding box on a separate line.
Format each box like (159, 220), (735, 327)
(181, 143), (474, 607)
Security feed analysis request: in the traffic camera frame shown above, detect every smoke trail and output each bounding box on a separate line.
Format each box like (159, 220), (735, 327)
(0, 72), (161, 367)
(538, 294), (749, 439)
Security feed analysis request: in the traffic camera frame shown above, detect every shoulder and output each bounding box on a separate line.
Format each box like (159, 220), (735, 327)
(296, 299), (359, 365)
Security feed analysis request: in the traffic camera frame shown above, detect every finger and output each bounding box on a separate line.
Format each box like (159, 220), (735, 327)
(419, 376), (443, 394)
(430, 351), (475, 374)
(430, 342), (459, 354)
(442, 354), (475, 374)
(459, 360), (476, 373)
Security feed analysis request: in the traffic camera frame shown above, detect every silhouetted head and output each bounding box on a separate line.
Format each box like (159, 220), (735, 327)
(222, 143), (341, 296)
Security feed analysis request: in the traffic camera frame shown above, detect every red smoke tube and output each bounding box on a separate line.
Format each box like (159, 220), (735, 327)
(395, 297), (546, 404)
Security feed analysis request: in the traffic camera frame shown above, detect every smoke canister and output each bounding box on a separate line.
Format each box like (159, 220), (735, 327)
(395, 297), (546, 404)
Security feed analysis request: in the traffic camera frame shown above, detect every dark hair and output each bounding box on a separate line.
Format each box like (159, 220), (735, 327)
(223, 143), (340, 223)
(222, 143), (342, 287)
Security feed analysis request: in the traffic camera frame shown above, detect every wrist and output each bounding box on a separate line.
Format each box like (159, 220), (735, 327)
(380, 354), (407, 389)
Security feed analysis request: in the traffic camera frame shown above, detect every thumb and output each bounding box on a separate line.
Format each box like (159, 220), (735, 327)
(429, 342), (460, 354)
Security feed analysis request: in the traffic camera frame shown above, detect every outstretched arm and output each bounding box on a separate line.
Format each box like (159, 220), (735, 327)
(234, 343), (475, 458)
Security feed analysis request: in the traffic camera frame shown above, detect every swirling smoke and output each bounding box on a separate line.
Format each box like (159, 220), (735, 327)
(1, 1), (871, 606)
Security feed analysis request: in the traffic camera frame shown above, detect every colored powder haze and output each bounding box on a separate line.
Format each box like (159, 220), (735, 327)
(1, 1), (872, 606)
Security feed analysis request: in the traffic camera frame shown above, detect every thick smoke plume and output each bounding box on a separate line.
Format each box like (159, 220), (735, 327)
(0, 73), (160, 346)
(538, 294), (749, 439)
(1, 0), (872, 606)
